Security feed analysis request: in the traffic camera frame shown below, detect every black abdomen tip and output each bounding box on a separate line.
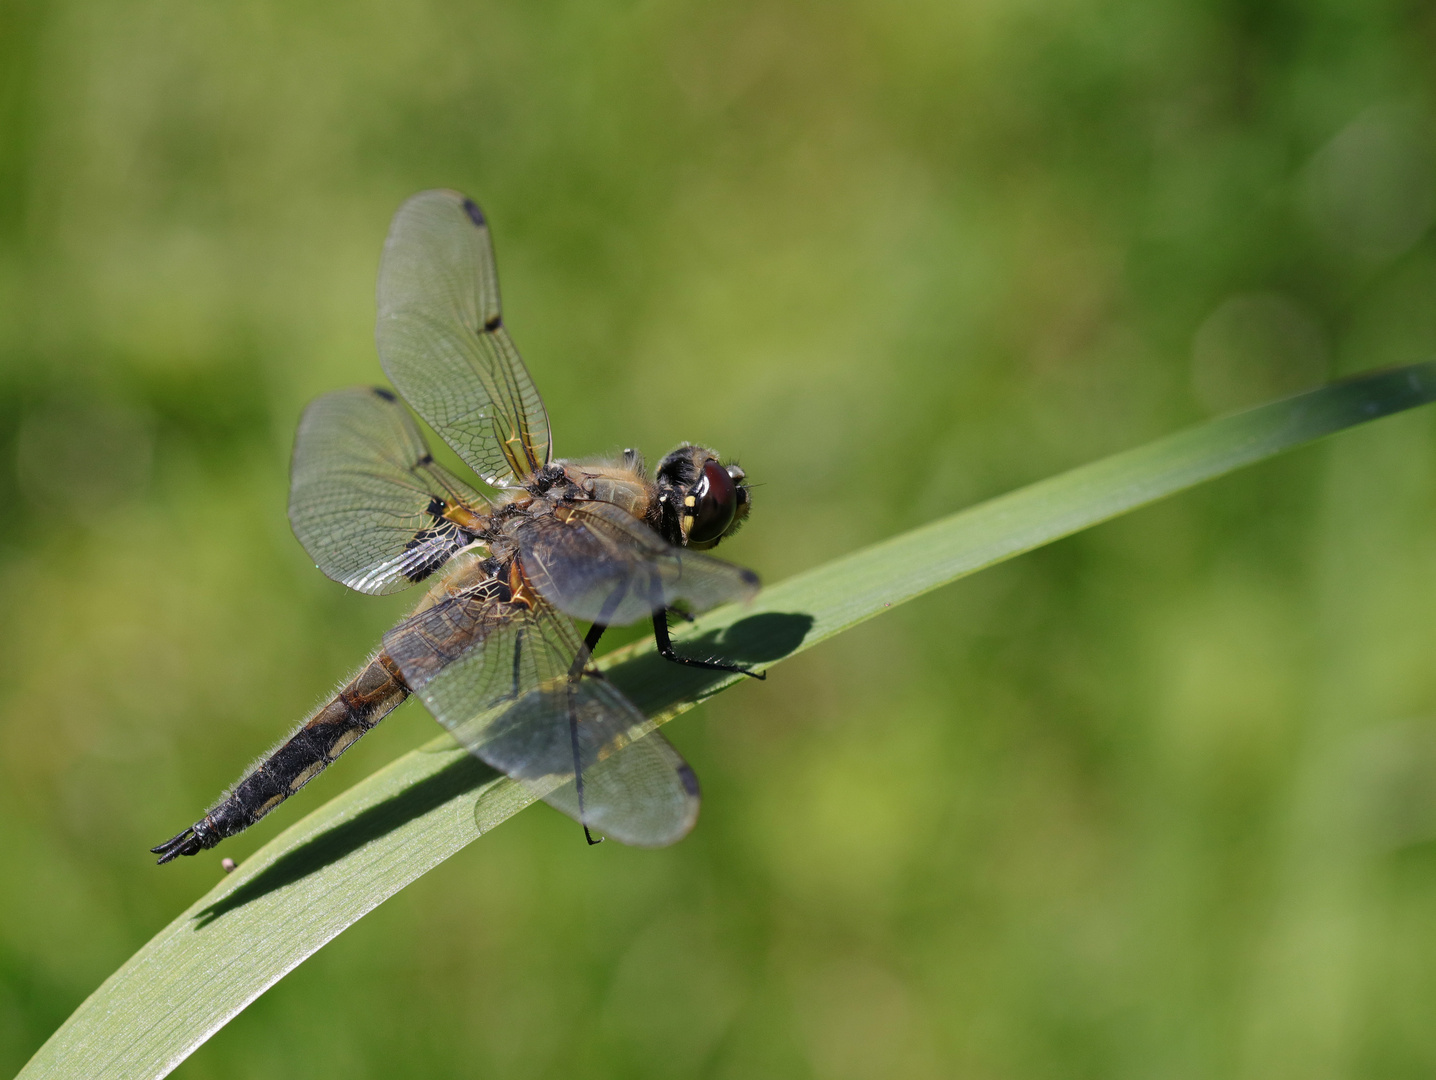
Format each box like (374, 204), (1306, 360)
(151, 826), (202, 864)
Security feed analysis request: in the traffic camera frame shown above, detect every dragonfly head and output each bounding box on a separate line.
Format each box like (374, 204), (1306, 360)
(654, 444), (750, 550)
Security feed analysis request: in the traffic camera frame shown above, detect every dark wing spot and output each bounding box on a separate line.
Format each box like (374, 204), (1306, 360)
(397, 498), (472, 584)
(372, 386), (397, 402)
(483, 314), (502, 332)
(401, 536), (450, 581)
(417, 453), (434, 466)
(401, 523), (468, 582)
(678, 763), (701, 798)
(463, 198), (486, 227)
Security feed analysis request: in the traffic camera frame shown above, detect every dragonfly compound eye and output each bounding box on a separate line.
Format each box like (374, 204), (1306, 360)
(685, 459), (737, 545)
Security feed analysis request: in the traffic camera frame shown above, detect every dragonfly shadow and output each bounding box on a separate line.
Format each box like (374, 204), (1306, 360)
(608, 610), (815, 715)
(714, 610), (815, 663)
(193, 752), (500, 929)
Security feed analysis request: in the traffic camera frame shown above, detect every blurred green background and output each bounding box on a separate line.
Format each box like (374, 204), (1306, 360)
(4, 0), (1436, 1076)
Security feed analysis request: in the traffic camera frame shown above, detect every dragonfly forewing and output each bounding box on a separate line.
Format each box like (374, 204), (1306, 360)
(376, 190), (552, 487)
(515, 501), (760, 625)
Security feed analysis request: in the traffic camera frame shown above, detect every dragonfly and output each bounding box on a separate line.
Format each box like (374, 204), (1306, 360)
(152, 190), (762, 864)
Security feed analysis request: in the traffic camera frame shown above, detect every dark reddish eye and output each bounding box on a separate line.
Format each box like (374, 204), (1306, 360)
(687, 460), (737, 544)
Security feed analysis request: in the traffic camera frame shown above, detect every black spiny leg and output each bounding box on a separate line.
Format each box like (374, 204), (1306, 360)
(652, 608), (765, 680)
(567, 620), (609, 682)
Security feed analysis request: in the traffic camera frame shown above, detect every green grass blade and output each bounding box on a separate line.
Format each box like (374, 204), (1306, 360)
(20, 361), (1436, 1080)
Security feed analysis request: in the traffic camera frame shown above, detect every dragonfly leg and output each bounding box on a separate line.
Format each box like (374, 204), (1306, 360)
(566, 588), (630, 845)
(569, 620), (609, 845)
(567, 620), (608, 681)
(651, 609), (765, 680)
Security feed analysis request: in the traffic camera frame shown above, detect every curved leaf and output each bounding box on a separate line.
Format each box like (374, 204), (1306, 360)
(19, 361), (1436, 1079)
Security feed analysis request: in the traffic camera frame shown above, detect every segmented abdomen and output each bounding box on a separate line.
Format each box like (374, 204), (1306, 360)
(204, 653), (410, 840)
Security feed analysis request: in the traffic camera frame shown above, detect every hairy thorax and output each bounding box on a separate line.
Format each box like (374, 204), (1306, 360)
(419, 456), (660, 612)
(483, 458), (658, 538)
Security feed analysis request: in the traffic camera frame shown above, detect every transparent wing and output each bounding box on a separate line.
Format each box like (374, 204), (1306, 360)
(289, 386), (490, 595)
(382, 559), (699, 846)
(515, 501), (760, 626)
(490, 681), (700, 848)
(376, 189), (552, 488)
